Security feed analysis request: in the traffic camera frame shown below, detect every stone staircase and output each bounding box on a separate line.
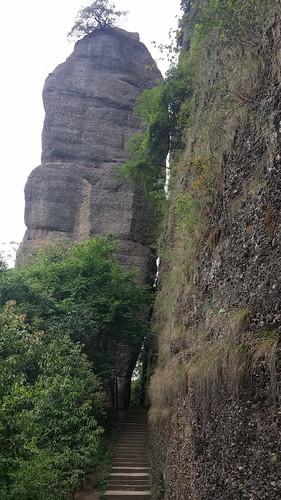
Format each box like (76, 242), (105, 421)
(104, 408), (151, 500)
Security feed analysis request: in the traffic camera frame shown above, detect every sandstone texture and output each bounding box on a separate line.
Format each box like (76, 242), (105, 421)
(19, 27), (162, 282)
(19, 27), (162, 408)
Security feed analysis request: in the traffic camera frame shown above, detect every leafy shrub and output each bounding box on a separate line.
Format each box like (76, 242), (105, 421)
(120, 83), (169, 193)
(0, 237), (151, 404)
(0, 304), (104, 499)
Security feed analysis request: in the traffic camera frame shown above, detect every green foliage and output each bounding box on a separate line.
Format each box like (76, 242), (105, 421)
(120, 84), (168, 193)
(175, 193), (199, 234)
(164, 52), (194, 148)
(0, 237), (151, 396)
(199, 0), (273, 47)
(180, 0), (193, 13)
(0, 304), (104, 499)
(174, 155), (218, 234)
(0, 254), (7, 273)
(68, 0), (127, 40)
(119, 84), (169, 234)
(124, 0), (276, 205)
(0, 238), (151, 497)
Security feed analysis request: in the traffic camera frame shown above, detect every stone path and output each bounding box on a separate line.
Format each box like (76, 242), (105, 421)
(104, 408), (151, 500)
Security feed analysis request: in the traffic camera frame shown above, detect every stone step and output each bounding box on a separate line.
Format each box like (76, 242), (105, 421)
(114, 458), (148, 462)
(116, 438), (147, 441)
(121, 424), (147, 427)
(120, 428), (147, 431)
(114, 445), (147, 449)
(114, 452), (147, 455)
(112, 466), (149, 474)
(110, 476), (150, 480)
(108, 484), (150, 489)
(104, 492), (151, 499)
(117, 440), (147, 445)
(112, 461), (149, 465)
(114, 452), (147, 456)
(115, 440), (147, 444)
(105, 408), (150, 499)
(107, 482), (150, 491)
(117, 444), (147, 447)
(117, 438), (147, 441)
(113, 454), (148, 460)
(109, 477), (150, 483)
(119, 430), (148, 433)
(112, 459), (149, 463)
(108, 479), (150, 485)
(122, 421), (147, 424)
(113, 453), (148, 460)
(108, 479), (150, 484)
(113, 458), (148, 462)
(114, 453), (148, 458)
(112, 461), (149, 464)
(110, 474), (149, 478)
(108, 482), (150, 486)
(109, 479), (150, 482)
(123, 423), (147, 426)
(108, 484), (150, 490)
(116, 444), (147, 448)
(118, 436), (147, 439)
(113, 462), (148, 466)
(114, 448), (147, 451)
(118, 435), (148, 438)
(113, 446), (147, 450)
(114, 447), (147, 451)
(118, 437), (147, 440)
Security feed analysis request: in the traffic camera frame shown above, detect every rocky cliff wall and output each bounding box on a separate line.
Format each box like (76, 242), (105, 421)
(150, 2), (281, 498)
(18, 27), (162, 408)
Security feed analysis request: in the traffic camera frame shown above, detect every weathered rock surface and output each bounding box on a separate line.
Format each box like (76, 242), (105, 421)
(19, 28), (161, 277)
(18, 27), (162, 408)
(150, 6), (281, 500)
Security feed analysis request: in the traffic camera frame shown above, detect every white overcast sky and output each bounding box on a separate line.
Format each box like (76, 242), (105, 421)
(0, 0), (181, 251)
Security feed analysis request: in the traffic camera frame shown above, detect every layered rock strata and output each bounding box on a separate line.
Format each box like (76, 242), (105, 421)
(18, 27), (162, 408)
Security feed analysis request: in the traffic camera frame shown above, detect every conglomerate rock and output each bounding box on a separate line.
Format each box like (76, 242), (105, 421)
(150, 6), (281, 499)
(18, 27), (162, 408)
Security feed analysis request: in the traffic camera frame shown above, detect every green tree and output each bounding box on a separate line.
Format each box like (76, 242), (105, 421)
(0, 237), (151, 404)
(0, 304), (104, 499)
(68, 0), (128, 40)
(119, 83), (169, 234)
(0, 254), (7, 272)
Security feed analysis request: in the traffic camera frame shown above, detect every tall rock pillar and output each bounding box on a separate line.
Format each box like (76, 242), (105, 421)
(18, 27), (162, 408)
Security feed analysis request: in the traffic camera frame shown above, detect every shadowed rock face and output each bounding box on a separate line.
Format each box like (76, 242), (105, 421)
(18, 27), (162, 408)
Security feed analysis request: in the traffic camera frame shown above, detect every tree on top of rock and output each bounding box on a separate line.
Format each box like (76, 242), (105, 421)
(68, 0), (128, 40)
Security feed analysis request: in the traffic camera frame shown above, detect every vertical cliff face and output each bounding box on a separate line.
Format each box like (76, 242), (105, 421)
(18, 27), (162, 408)
(150, 2), (281, 498)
